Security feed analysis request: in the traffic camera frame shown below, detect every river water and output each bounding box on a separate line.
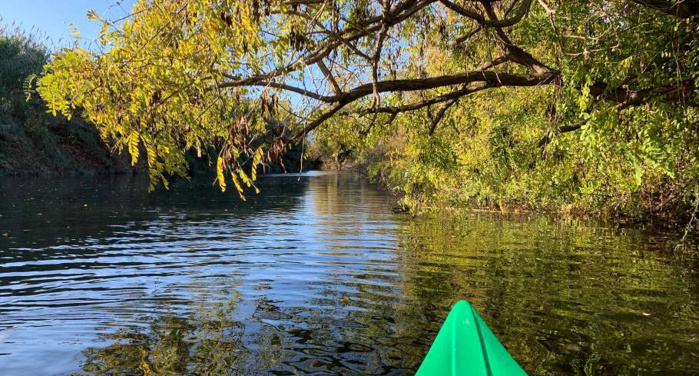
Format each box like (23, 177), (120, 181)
(0, 172), (697, 375)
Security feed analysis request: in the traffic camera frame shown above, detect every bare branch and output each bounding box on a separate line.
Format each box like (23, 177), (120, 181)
(346, 82), (494, 116)
(631, 0), (699, 19)
(316, 60), (342, 95)
(537, 119), (587, 147)
(429, 97), (459, 135)
(478, 55), (511, 70)
(439, 0), (535, 27)
(538, 80), (695, 147)
(219, 78), (329, 102)
(479, 1), (555, 74)
(454, 26), (482, 46)
(292, 101), (349, 142)
(222, 70), (559, 104)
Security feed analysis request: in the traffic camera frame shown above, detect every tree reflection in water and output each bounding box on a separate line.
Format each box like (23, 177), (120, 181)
(2, 174), (696, 375)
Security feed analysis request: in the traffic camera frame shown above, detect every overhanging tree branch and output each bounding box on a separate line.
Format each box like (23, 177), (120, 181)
(538, 80), (695, 147)
(344, 82), (493, 116)
(35, 0), (699, 196)
(631, 0), (699, 19)
(222, 70), (558, 103)
(439, 0), (535, 27)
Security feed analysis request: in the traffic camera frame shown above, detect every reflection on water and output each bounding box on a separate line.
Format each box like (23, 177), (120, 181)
(0, 172), (697, 375)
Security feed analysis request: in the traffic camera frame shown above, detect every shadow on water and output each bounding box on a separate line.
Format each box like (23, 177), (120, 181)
(0, 172), (697, 375)
(0, 174), (308, 251)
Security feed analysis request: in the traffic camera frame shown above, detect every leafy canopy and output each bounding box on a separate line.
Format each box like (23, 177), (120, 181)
(36, 0), (698, 217)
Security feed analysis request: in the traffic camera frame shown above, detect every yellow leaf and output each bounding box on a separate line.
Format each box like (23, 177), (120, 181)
(128, 132), (140, 166)
(231, 171), (246, 201)
(86, 9), (99, 21)
(251, 147), (263, 181)
(216, 156), (226, 192)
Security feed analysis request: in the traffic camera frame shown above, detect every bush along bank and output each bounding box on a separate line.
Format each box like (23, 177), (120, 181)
(0, 29), (134, 177)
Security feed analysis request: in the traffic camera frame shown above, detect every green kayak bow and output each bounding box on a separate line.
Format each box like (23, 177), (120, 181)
(416, 301), (527, 376)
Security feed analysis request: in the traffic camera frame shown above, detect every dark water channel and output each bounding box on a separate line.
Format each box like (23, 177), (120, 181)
(0, 172), (697, 375)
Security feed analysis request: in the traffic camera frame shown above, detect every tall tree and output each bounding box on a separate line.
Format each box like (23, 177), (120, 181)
(37, 0), (697, 201)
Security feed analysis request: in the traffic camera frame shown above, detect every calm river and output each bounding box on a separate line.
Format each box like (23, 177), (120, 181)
(0, 172), (697, 375)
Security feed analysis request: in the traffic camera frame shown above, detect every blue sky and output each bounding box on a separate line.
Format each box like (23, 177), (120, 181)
(0, 1), (319, 109)
(0, 0), (136, 48)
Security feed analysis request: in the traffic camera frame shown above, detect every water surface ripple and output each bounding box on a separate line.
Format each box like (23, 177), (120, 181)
(0, 173), (697, 375)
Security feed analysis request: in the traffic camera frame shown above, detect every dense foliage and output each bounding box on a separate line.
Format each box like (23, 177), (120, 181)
(0, 28), (130, 176)
(0, 28), (48, 134)
(36, 0), (699, 223)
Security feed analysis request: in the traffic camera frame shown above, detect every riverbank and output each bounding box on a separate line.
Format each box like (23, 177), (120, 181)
(318, 158), (699, 239)
(0, 119), (134, 177)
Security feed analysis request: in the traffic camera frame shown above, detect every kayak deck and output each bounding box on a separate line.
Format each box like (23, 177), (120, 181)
(416, 301), (527, 375)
